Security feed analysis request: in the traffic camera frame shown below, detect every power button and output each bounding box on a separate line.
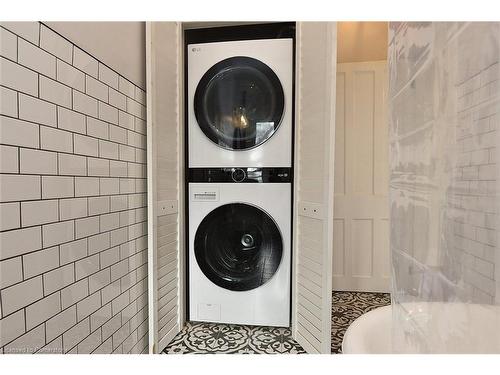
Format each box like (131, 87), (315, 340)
(231, 168), (246, 182)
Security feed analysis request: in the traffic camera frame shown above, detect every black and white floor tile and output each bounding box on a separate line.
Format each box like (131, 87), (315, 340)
(331, 291), (391, 354)
(163, 322), (306, 354)
(163, 291), (390, 354)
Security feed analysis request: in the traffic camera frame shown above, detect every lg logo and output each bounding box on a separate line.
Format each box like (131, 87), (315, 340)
(192, 47), (201, 52)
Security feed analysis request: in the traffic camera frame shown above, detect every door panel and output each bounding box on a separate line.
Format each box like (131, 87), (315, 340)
(333, 61), (390, 292)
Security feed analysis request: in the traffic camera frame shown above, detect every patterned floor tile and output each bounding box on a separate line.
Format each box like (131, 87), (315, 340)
(163, 321), (305, 354)
(163, 291), (390, 354)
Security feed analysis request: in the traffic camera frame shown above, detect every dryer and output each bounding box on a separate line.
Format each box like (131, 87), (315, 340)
(187, 29), (294, 168)
(188, 167), (291, 326)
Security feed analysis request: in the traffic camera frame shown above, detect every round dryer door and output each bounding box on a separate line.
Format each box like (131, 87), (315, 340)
(194, 56), (285, 150)
(194, 203), (283, 291)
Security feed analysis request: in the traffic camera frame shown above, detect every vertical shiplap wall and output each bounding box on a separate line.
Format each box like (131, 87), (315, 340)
(0, 22), (148, 354)
(293, 22), (336, 354)
(146, 22), (182, 353)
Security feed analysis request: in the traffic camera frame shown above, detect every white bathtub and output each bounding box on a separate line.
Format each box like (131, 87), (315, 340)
(342, 302), (500, 354)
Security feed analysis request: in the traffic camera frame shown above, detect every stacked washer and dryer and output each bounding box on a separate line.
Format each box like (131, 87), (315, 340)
(185, 23), (295, 327)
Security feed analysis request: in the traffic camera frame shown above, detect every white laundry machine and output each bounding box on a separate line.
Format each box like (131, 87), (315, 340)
(186, 25), (294, 168)
(188, 167), (291, 326)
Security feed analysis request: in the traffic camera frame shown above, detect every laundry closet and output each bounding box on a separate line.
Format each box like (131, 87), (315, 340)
(146, 22), (336, 354)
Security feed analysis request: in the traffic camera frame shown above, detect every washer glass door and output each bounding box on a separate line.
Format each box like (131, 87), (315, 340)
(194, 56), (285, 150)
(194, 203), (283, 291)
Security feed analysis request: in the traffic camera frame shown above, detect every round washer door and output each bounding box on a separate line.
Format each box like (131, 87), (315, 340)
(194, 56), (285, 151)
(194, 203), (283, 291)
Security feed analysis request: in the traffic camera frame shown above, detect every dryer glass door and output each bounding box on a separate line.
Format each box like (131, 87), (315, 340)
(194, 56), (285, 150)
(194, 203), (283, 291)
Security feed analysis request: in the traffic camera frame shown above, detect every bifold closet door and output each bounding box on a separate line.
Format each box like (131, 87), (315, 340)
(146, 22), (183, 353)
(293, 22), (336, 354)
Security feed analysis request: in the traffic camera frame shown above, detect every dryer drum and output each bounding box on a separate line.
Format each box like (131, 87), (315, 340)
(194, 56), (285, 151)
(194, 203), (283, 291)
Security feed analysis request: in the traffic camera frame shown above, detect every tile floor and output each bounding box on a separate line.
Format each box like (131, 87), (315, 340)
(163, 291), (390, 354)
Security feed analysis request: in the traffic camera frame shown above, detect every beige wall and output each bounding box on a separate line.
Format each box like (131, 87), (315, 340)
(337, 22), (388, 63)
(46, 22), (146, 89)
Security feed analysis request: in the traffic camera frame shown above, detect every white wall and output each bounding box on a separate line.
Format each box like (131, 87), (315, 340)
(45, 22), (146, 89)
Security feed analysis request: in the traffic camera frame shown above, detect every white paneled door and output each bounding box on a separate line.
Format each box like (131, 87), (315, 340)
(332, 61), (390, 292)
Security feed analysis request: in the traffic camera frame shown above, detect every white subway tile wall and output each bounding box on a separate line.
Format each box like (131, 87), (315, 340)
(0, 22), (148, 354)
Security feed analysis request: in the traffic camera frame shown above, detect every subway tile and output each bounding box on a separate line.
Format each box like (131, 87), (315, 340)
(0, 145), (18, 174)
(61, 279), (88, 309)
(99, 140), (119, 159)
(101, 280), (120, 305)
(0, 22), (39, 45)
(98, 63), (118, 90)
(21, 199), (58, 227)
(18, 38), (56, 78)
(90, 303), (112, 332)
(100, 212), (120, 232)
(0, 27), (17, 60)
(88, 196), (109, 216)
(4, 324), (45, 354)
(39, 24), (72, 63)
(73, 134), (98, 157)
(86, 75), (108, 102)
(73, 90), (98, 117)
(88, 157), (109, 177)
(0, 226), (42, 260)
(25, 292), (61, 330)
(0, 86), (18, 117)
(73, 47), (98, 78)
(101, 311), (121, 340)
(20, 148), (57, 174)
(118, 76), (135, 98)
(110, 160), (128, 177)
(59, 238), (87, 265)
(38, 336), (63, 354)
(59, 197), (88, 220)
(109, 124), (127, 144)
(42, 175), (74, 199)
(110, 259), (129, 283)
(77, 328), (101, 354)
(0, 276), (42, 316)
(62, 317), (90, 353)
(112, 228), (129, 248)
(0, 56), (38, 96)
(126, 97), (143, 118)
(40, 126), (73, 153)
(89, 268), (111, 294)
(119, 144), (135, 162)
(112, 319), (130, 349)
(58, 153), (87, 176)
(18, 93), (57, 127)
(98, 101), (118, 124)
(57, 59), (84, 91)
(43, 263), (75, 295)
(86, 117), (108, 140)
(0, 256), (23, 289)
(39, 75), (72, 108)
(75, 216), (99, 239)
(135, 87), (146, 106)
(93, 337), (112, 354)
(75, 254), (99, 280)
(57, 107), (86, 134)
(45, 305), (76, 342)
(0, 202), (20, 232)
(76, 291), (101, 321)
(99, 246), (120, 269)
(118, 110), (134, 130)
(75, 176), (99, 197)
(0, 174), (40, 202)
(109, 88), (126, 110)
(23, 246), (59, 278)
(0, 116), (39, 148)
(110, 195), (128, 212)
(88, 232), (110, 255)
(100, 177), (119, 195)
(43, 220), (74, 247)
(134, 118), (146, 135)
(0, 310), (25, 348)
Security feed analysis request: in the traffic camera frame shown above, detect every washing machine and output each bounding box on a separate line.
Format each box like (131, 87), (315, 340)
(188, 167), (291, 326)
(186, 25), (294, 168)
